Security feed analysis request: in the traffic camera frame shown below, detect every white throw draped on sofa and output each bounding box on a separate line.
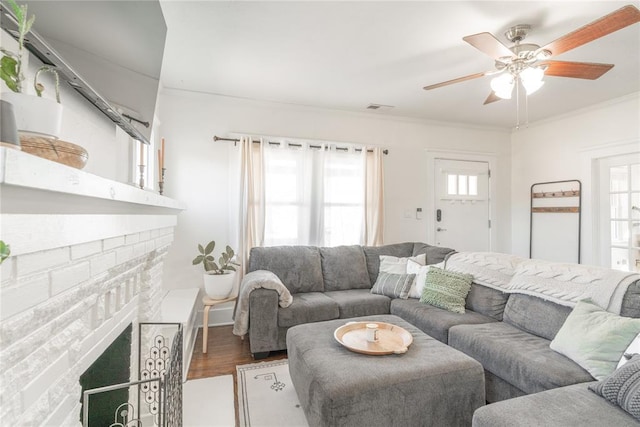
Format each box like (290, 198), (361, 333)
(233, 270), (293, 337)
(446, 252), (639, 314)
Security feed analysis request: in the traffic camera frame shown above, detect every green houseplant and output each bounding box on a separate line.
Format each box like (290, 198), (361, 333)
(193, 241), (239, 299)
(0, 240), (10, 265)
(1, 0), (63, 138)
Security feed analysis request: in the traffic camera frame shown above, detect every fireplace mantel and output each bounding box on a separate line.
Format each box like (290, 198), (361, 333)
(0, 147), (185, 255)
(0, 147), (184, 214)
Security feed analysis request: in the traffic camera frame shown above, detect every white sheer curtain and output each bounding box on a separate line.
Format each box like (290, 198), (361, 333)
(364, 147), (385, 245)
(238, 137), (265, 275)
(261, 142), (383, 247)
(237, 136), (384, 253)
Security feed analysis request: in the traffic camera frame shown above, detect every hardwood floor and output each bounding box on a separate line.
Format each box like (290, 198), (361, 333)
(187, 325), (287, 426)
(188, 325), (287, 380)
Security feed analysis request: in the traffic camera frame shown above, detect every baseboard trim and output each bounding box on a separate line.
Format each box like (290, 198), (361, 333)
(197, 304), (235, 327)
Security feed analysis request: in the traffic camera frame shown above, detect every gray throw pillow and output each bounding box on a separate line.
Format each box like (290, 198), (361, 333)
(370, 272), (415, 299)
(589, 354), (640, 421)
(420, 267), (473, 314)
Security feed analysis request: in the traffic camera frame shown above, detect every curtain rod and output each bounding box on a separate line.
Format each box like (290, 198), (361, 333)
(213, 136), (388, 155)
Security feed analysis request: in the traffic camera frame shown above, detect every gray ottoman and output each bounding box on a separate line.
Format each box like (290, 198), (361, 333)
(287, 314), (485, 427)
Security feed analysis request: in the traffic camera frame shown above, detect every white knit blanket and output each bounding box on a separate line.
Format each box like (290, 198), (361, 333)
(232, 270), (293, 337)
(508, 259), (639, 314)
(445, 252), (527, 290)
(446, 252), (639, 314)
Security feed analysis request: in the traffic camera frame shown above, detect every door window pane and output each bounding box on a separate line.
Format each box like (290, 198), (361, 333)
(632, 193), (640, 220)
(611, 247), (629, 271)
(611, 220), (630, 246)
(631, 164), (639, 191)
(610, 194), (629, 219)
(610, 166), (628, 191)
(447, 174), (457, 195)
(458, 175), (468, 195)
(468, 175), (478, 196)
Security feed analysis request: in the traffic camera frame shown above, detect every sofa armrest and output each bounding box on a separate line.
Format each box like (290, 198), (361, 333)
(248, 288), (280, 355)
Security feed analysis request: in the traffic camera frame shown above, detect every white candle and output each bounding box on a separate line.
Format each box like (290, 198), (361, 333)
(161, 137), (165, 170)
(139, 141), (145, 166)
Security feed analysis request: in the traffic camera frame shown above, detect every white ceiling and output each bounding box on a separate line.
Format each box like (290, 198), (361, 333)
(158, 1), (640, 129)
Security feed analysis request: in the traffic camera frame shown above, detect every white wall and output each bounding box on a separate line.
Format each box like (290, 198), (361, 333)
(510, 93), (640, 265)
(158, 89), (512, 322)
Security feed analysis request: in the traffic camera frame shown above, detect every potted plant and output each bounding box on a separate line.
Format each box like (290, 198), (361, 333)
(0, 241), (10, 265)
(1, 0), (63, 139)
(193, 241), (239, 299)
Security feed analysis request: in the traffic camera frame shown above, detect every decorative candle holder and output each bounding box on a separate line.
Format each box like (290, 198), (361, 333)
(138, 165), (145, 189)
(158, 168), (166, 195)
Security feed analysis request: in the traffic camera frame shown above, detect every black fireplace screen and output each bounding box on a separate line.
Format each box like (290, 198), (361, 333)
(81, 323), (183, 427)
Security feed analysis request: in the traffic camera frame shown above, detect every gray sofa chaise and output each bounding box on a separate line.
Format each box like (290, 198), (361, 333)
(242, 244), (640, 425)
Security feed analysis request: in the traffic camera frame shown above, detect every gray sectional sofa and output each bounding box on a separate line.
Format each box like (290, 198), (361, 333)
(242, 242), (640, 425)
(246, 242), (454, 358)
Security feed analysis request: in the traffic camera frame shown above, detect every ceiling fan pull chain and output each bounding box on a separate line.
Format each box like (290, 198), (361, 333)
(515, 80), (521, 130)
(525, 84), (529, 128)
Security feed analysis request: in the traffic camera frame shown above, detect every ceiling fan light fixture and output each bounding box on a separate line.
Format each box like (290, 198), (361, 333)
(520, 66), (545, 94)
(522, 78), (544, 95)
(490, 73), (514, 99)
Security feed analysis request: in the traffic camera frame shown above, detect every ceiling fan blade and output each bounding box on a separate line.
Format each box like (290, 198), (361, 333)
(463, 32), (514, 59)
(483, 92), (502, 105)
(540, 60), (614, 79)
(540, 5), (640, 57)
(423, 71), (493, 90)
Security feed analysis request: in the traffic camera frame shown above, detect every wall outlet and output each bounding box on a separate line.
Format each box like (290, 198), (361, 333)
(416, 208), (423, 220)
(404, 209), (412, 219)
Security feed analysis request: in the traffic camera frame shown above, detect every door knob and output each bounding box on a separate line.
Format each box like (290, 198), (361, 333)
(437, 227), (447, 232)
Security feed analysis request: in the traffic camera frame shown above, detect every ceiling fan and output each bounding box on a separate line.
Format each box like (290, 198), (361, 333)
(423, 5), (640, 105)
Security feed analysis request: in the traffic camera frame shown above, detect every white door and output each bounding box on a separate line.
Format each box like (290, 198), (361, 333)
(434, 159), (490, 252)
(598, 152), (640, 272)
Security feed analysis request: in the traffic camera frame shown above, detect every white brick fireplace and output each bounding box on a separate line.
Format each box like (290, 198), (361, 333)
(0, 148), (185, 425)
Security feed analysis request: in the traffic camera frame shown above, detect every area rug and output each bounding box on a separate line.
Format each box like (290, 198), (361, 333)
(236, 359), (308, 427)
(184, 375), (235, 426)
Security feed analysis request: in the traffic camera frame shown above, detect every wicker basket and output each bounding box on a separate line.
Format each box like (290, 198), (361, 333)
(20, 135), (88, 169)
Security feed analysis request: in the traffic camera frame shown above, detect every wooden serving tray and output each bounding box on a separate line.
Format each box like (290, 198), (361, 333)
(334, 321), (413, 355)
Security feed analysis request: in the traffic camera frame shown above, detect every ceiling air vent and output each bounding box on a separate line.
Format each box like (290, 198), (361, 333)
(366, 103), (394, 111)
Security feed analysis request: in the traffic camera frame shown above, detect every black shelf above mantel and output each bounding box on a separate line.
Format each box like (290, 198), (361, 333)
(0, 4), (151, 144)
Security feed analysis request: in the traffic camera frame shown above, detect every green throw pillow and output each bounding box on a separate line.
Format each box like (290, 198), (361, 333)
(371, 272), (415, 299)
(419, 267), (473, 314)
(550, 299), (640, 380)
(589, 354), (640, 421)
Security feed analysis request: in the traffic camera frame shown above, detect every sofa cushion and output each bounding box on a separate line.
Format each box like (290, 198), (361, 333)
(503, 293), (572, 340)
(465, 283), (509, 321)
(371, 272), (415, 299)
(590, 354), (640, 421)
(277, 292), (339, 328)
(325, 289), (391, 318)
(412, 242), (455, 264)
(379, 253), (426, 274)
(390, 299), (496, 343)
(472, 382), (640, 427)
(249, 246), (324, 293)
(550, 299), (640, 380)
(320, 245), (370, 291)
(420, 267), (473, 314)
(621, 279), (640, 318)
(449, 322), (594, 395)
(362, 242), (414, 285)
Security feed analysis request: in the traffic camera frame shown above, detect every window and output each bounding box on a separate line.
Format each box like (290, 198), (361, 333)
(263, 145), (365, 247)
(447, 173), (479, 196)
